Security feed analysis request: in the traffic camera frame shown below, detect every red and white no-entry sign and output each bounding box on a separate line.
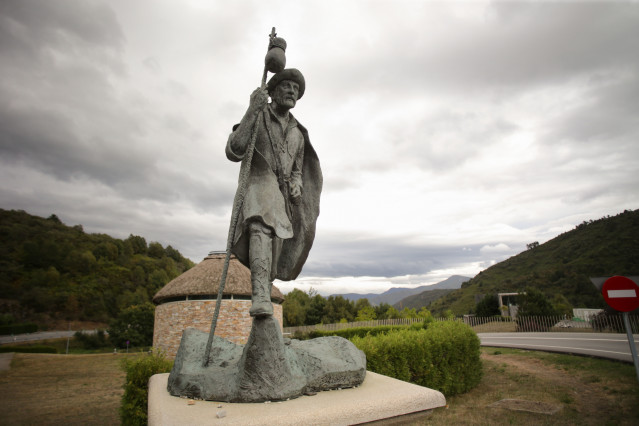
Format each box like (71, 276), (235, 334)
(602, 276), (639, 312)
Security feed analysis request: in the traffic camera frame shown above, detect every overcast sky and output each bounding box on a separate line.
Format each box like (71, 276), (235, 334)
(1, 0), (638, 295)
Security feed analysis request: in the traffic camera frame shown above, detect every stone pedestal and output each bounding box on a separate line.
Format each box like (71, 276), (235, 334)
(149, 372), (447, 425)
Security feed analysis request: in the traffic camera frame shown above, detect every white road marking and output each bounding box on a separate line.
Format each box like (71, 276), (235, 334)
(480, 336), (637, 342)
(608, 289), (637, 298)
(481, 343), (629, 356)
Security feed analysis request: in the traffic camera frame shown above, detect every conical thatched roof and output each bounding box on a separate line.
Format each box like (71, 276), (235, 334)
(153, 251), (284, 304)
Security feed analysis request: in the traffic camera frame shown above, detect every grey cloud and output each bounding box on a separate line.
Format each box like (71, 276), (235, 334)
(0, 101), (150, 184)
(323, 175), (361, 193)
(419, 3), (639, 92)
(388, 112), (520, 172)
(310, 3), (639, 103)
(143, 57), (162, 75)
(0, 0), (124, 74)
(546, 73), (639, 144)
(0, 91), (233, 215)
(302, 232), (513, 278)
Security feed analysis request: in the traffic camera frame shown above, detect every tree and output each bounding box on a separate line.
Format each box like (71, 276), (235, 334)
(165, 245), (182, 262)
(94, 242), (119, 261)
(127, 234), (147, 255)
(148, 242), (165, 259)
(355, 305), (377, 321)
(322, 295), (355, 323)
(305, 294), (326, 325)
(108, 303), (155, 348)
(47, 214), (62, 224)
(475, 294), (500, 317)
(64, 294), (80, 320)
(374, 303), (393, 319)
(384, 306), (401, 319)
(354, 298), (372, 312)
(149, 269), (169, 292)
(517, 288), (557, 317)
(399, 307), (418, 319)
(131, 266), (146, 286)
(282, 288), (310, 327)
(417, 307), (433, 320)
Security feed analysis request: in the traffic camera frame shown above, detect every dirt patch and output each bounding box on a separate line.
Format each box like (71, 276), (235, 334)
(489, 398), (561, 414)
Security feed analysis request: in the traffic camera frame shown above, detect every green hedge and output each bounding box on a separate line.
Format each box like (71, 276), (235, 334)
(0, 323), (38, 335)
(0, 345), (57, 354)
(120, 351), (173, 426)
(351, 321), (482, 396)
(293, 323), (427, 340)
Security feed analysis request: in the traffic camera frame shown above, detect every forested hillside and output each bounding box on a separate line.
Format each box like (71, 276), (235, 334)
(0, 209), (194, 327)
(428, 209), (639, 316)
(393, 289), (455, 310)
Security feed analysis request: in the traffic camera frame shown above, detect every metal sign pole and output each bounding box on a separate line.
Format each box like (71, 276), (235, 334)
(622, 311), (639, 383)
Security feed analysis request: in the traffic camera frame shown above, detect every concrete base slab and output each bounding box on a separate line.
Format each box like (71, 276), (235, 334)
(149, 372), (446, 425)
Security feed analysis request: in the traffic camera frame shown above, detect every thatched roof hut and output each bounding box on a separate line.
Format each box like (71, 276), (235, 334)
(153, 251), (285, 357)
(153, 251), (284, 304)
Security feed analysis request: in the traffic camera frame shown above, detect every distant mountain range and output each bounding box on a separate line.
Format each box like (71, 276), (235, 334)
(393, 289), (457, 311)
(331, 275), (471, 307)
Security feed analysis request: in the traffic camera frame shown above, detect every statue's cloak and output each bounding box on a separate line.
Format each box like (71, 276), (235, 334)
(230, 117), (322, 281)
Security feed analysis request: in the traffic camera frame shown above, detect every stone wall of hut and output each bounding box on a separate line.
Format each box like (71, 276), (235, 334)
(153, 300), (283, 359)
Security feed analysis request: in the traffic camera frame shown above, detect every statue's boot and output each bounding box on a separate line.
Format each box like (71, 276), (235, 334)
(248, 222), (274, 317)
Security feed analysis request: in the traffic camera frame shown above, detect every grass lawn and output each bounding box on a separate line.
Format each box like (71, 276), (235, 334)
(422, 347), (639, 426)
(0, 347), (637, 425)
(0, 352), (143, 425)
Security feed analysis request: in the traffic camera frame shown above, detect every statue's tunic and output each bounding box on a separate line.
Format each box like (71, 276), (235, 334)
(226, 105), (322, 281)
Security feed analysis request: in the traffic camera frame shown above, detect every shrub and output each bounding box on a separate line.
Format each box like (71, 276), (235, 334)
(109, 303), (155, 348)
(120, 351), (173, 426)
(517, 288), (557, 317)
(0, 323), (38, 335)
(351, 321), (482, 396)
(0, 345), (57, 353)
(475, 294), (500, 317)
(74, 330), (110, 349)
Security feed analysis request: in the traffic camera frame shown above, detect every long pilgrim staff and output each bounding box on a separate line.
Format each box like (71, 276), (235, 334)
(203, 28), (287, 366)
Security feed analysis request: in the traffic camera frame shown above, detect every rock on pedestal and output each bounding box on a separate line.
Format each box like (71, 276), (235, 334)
(167, 316), (366, 402)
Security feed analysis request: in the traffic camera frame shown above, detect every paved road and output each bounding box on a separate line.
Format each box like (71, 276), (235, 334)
(0, 330), (78, 345)
(479, 332), (638, 363)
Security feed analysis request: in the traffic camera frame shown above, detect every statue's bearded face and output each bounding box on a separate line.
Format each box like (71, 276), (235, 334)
(271, 80), (299, 110)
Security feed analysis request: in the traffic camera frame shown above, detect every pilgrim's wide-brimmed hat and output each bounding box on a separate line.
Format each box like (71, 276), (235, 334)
(267, 68), (305, 99)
